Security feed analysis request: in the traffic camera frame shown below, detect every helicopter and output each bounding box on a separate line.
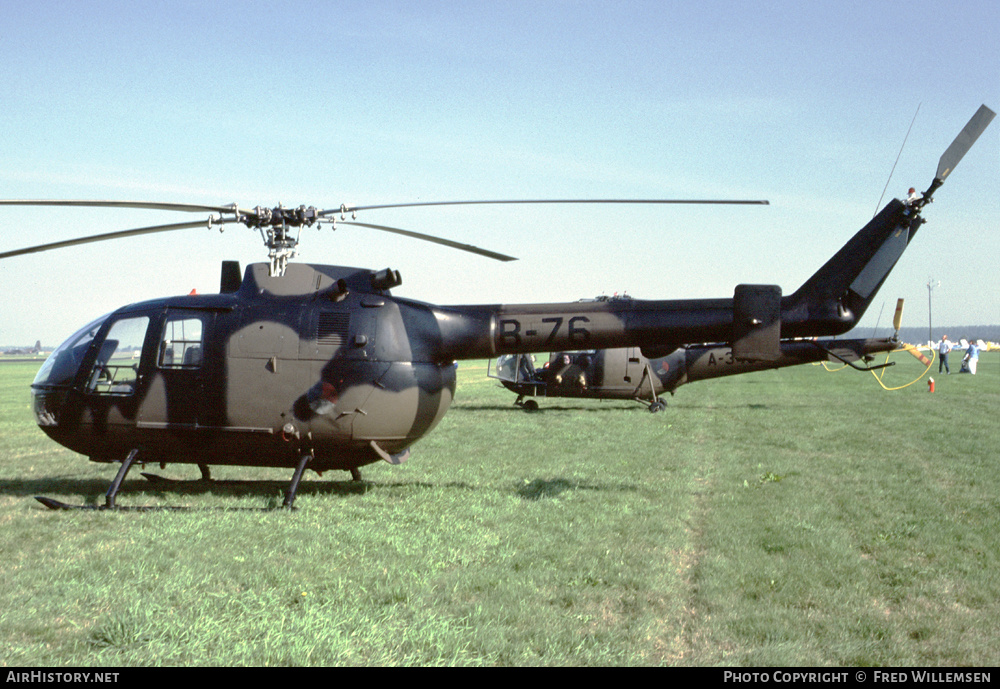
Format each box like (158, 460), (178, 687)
(1, 105), (993, 510)
(488, 327), (906, 413)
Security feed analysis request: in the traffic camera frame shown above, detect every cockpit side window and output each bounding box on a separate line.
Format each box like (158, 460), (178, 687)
(158, 316), (204, 369)
(86, 316), (150, 395)
(492, 353), (539, 383)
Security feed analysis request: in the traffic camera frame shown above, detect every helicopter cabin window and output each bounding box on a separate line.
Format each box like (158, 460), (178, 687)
(158, 316), (204, 369)
(86, 316), (150, 395)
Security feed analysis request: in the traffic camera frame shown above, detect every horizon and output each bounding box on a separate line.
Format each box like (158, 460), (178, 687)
(6, 325), (1000, 352)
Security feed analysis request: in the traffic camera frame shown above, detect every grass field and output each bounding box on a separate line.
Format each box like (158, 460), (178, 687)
(1, 352), (998, 666)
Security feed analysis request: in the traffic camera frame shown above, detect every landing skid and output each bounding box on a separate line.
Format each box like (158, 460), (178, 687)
(34, 496), (186, 512)
(34, 451), (366, 511)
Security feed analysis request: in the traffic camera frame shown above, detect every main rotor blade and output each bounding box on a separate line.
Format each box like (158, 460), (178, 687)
(1, 197), (766, 262)
(936, 104), (996, 181)
(339, 221), (518, 262)
(0, 219), (240, 259)
(330, 198), (770, 215)
(0, 199), (246, 215)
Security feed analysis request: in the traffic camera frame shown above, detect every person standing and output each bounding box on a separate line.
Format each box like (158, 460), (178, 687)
(938, 335), (953, 374)
(963, 339), (980, 375)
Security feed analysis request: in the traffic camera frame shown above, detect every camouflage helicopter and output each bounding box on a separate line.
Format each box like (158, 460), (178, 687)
(1, 105), (992, 510)
(489, 322), (906, 413)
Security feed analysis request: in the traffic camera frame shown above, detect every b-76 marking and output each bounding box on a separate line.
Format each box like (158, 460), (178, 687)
(498, 316), (590, 348)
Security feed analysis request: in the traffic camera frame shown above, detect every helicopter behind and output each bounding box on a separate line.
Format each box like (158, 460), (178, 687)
(489, 335), (903, 412)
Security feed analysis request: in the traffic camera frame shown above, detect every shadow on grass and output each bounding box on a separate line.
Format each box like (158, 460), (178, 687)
(515, 477), (640, 501)
(674, 402), (823, 410)
(0, 474), (476, 510)
(1, 476), (364, 499)
(3, 472), (632, 508)
(451, 403), (647, 414)
(455, 401), (819, 413)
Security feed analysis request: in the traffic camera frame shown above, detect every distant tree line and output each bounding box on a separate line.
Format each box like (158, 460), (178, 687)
(848, 325), (1000, 343)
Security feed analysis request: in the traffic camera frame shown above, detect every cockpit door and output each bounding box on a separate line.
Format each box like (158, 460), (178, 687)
(598, 347), (643, 391)
(137, 310), (218, 430)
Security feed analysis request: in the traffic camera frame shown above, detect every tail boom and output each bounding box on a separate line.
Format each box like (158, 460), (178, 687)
(432, 107), (992, 363)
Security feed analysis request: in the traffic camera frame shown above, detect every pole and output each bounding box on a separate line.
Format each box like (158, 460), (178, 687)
(927, 278), (938, 345)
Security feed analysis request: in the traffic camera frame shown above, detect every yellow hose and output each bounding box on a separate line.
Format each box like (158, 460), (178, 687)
(869, 345), (935, 390)
(815, 344), (935, 390)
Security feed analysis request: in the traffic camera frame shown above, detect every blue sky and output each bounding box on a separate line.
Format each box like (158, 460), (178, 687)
(2, 0), (997, 346)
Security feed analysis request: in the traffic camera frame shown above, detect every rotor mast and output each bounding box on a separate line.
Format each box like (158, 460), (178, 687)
(237, 204), (324, 276)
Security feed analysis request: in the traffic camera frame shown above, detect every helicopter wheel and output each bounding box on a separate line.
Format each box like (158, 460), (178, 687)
(350, 467), (363, 482)
(523, 399), (539, 412)
(648, 399), (667, 413)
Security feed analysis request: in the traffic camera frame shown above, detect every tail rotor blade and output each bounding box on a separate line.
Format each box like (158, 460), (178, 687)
(892, 298), (904, 334)
(905, 345), (932, 367)
(937, 104), (996, 181)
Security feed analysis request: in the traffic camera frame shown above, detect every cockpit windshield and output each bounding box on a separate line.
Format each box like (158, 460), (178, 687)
(32, 314), (110, 388)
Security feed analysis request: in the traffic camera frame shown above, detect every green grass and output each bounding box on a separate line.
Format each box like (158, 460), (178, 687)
(1, 352), (998, 666)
